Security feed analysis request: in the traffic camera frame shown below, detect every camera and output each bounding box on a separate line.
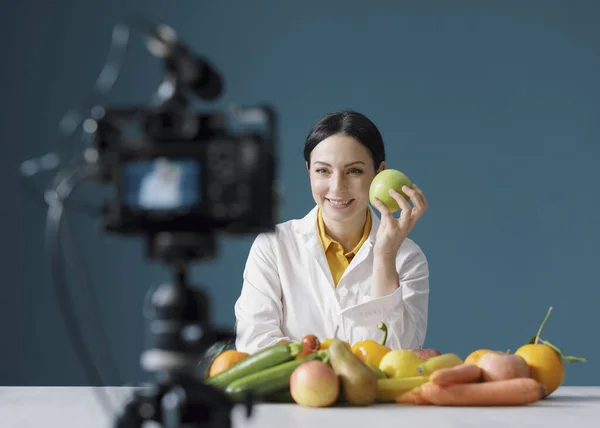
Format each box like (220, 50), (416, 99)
(27, 21), (281, 427)
(77, 23), (280, 263)
(95, 105), (278, 239)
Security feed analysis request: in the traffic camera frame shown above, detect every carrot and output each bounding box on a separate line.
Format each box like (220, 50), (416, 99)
(413, 390), (432, 406)
(419, 378), (546, 406)
(395, 385), (431, 405)
(430, 363), (482, 386)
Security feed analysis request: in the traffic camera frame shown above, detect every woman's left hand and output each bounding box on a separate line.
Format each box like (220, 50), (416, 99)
(372, 184), (429, 258)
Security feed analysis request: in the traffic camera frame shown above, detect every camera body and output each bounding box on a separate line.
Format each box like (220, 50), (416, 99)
(93, 105), (278, 238)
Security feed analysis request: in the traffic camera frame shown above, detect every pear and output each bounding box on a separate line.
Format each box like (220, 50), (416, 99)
(328, 339), (378, 406)
(366, 363), (386, 379)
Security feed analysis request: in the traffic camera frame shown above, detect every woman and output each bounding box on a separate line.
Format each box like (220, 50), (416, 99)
(234, 110), (430, 354)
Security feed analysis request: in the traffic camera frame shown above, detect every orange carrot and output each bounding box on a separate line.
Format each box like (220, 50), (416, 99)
(419, 378), (545, 406)
(395, 386), (431, 405)
(430, 363), (482, 386)
(413, 390), (432, 406)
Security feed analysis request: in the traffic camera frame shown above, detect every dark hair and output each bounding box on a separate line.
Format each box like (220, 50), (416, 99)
(303, 110), (386, 170)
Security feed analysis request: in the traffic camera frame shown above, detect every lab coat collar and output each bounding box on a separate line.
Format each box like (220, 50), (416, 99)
(293, 204), (381, 245)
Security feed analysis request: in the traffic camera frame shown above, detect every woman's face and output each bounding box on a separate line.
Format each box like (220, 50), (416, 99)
(307, 134), (384, 224)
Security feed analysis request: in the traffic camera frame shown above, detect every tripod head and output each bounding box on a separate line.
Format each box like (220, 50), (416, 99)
(114, 234), (254, 428)
(142, 233), (225, 377)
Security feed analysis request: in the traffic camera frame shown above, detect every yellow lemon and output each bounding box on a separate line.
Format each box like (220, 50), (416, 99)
(378, 350), (422, 378)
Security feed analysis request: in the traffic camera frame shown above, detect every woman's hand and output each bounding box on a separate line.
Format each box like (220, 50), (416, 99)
(372, 184), (428, 258)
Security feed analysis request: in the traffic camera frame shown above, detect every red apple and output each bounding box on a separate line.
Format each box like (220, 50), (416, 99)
(410, 348), (442, 360)
(290, 360), (339, 407)
(369, 169), (413, 213)
(477, 351), (531, 382)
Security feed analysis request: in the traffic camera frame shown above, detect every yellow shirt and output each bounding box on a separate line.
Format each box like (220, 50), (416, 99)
(317, 208), (372, 287)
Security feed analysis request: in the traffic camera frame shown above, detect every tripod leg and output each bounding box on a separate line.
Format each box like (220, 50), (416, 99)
(113, 385), (164, 428)
(161, 381), (237, 428)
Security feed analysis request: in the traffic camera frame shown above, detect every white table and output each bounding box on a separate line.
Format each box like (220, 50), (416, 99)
(0, 386), (598, 427)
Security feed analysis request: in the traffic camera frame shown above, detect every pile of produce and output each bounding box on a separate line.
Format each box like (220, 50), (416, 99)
(203, 307), (586, 407)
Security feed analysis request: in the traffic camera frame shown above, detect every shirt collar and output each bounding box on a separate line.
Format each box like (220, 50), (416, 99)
(316, 208), (372, 255)
(292, 204), (380, 244)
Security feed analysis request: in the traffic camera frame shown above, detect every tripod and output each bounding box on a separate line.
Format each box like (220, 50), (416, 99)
(113, 232), (254, 428)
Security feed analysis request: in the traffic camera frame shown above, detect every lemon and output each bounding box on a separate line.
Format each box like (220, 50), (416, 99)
(378, 350), (422, 378)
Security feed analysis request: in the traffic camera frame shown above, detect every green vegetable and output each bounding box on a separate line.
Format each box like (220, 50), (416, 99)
(224, 350), (329, 402)
(261, 389), (295, 403)
(205, 341), (303, 390)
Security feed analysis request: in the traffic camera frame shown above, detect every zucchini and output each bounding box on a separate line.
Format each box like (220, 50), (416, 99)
(225, 350), (329, 402)
(205, 341), (303, 389)
(261, 389), (295, 403)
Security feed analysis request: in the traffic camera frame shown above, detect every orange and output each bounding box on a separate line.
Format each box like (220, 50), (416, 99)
(208, 350), (250, 377)
(515, 344), (564, 397)
(464, 349), (493, 365)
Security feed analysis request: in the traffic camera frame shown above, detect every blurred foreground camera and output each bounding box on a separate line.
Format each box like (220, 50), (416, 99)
(85, 24), (279, 261)
(29, 21), (280, 428)
(95, 105), (277, 251)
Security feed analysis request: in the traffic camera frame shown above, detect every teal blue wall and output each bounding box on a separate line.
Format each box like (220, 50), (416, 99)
(3, 0), (598, 386)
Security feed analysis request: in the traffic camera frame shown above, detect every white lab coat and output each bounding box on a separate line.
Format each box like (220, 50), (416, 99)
(234, 205), (429, 354)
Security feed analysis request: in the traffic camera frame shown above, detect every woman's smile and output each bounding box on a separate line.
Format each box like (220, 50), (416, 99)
(325, 198), (355, 209)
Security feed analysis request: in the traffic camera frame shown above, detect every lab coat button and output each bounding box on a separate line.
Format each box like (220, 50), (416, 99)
(338, 288), (348, 297)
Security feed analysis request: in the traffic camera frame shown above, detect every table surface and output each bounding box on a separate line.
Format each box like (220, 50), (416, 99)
(1, 386), (599, 427)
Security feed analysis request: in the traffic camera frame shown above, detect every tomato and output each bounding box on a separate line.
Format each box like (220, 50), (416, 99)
(295, 334), (320, 359)
(303, 334), (320, 352)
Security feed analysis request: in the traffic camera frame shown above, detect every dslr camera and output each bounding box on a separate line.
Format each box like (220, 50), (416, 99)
(95, 105), (277, 238)
(89, 25), (278, 260)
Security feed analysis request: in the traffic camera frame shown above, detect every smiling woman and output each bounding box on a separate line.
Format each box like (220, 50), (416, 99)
(308, 136), (377, 256)
(233, 110), (431, 355)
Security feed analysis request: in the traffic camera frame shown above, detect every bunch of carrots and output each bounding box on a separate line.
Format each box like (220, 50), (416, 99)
(396, 364), (545, 406)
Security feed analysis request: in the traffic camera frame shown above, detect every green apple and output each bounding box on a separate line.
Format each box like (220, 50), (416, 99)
(369, 169), (412, 213)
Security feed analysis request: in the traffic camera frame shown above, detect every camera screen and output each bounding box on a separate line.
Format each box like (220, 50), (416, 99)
(122, 158), (201, 211)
